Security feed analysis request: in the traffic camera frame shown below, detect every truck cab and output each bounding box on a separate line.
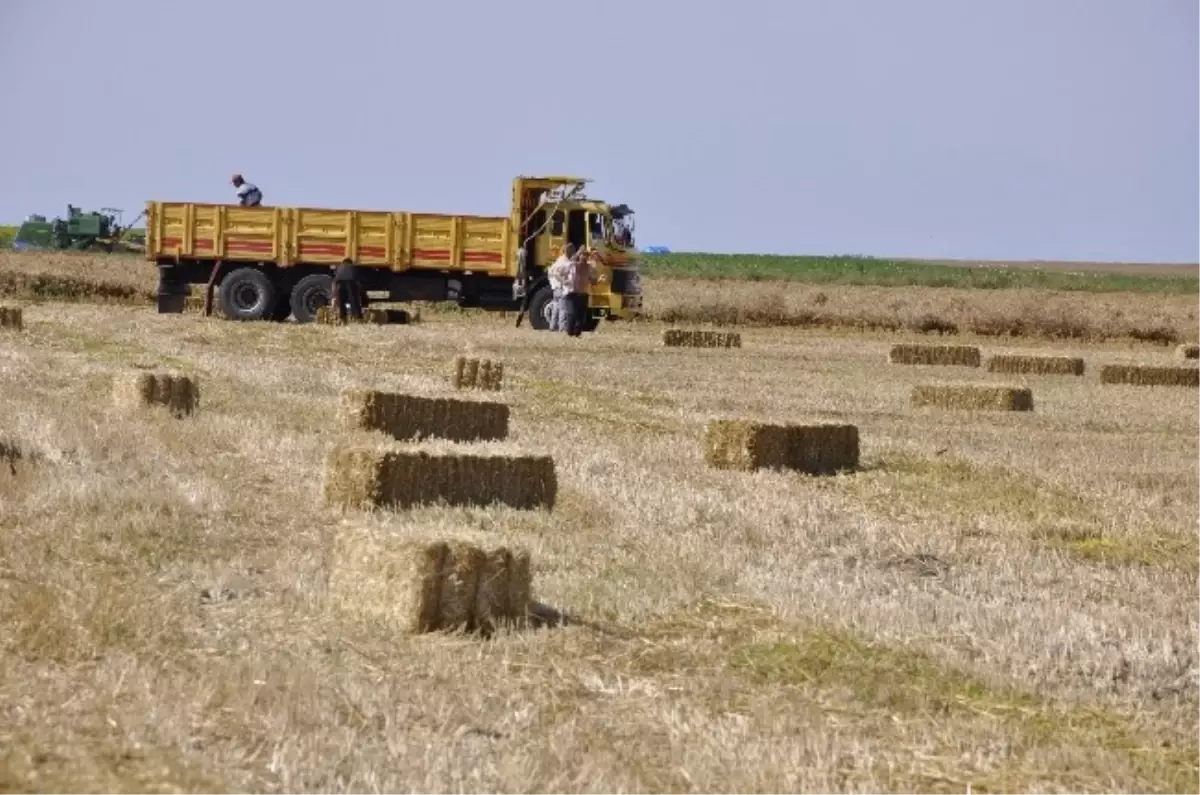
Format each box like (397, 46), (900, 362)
(510, 176), (644, 331)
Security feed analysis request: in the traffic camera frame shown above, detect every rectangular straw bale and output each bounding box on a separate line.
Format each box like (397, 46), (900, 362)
(888, 343), (981, 367)
(315, 306), (390, 325)
(339, 389), (508, 442)
(1100, 364), (1199, 388)
(112, 371), (199, 417)
(0, 306), (23, 330)
(911, 383), (1034, 411)
(662, 329), (742, 349)
(703, 420), (859, 475)
(329, 526), (536, 635)
(986, 353), (1085, 376)
(323, 447), (557, 511)
(1176, 344), (1199, 360)
(451, 356), (504, 391)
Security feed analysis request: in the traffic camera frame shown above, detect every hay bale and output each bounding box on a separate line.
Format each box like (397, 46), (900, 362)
(985, 353), (1085, 376)
(662, 329), (742, 349)
(1176, 344), (1199, 360)
(451, 356), (504, 391)
(329, 526), (535, 635)
(315, 307), (401, 325)
(911, 383), (1034, 411)
(703, 420), (859, 475)
(323, 446), (557, 511)
(112, 371), (199, 417)
(1100, 364), (1199, 388)
(182, 294), (226, 317)
(888, 343), (980, 367)
(0, 306), (23, 330)
(339, 389), (508, 442)
(507, 549), (533, 626)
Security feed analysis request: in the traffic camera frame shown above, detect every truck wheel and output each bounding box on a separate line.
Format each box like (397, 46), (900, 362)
(290, 274), (333, 323)
(219, 267), (278, 322)
(526, 286), (553, 331)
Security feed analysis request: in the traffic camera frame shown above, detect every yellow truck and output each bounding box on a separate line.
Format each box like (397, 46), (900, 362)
(146, 176), (643, 330)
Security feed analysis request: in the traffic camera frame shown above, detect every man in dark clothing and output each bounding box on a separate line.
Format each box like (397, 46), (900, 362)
(332, 258), (364, 322)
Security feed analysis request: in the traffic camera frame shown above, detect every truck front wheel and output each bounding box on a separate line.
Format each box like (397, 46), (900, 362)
(290, 274), (333, 324)
(219, 267), (279, 322)
(526, 285), (553, 331)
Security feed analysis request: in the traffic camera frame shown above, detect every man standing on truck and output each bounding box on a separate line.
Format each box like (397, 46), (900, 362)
(230, 174), (263, 207)
(562, 246), (599, 337)
(332, 257), (364, 322)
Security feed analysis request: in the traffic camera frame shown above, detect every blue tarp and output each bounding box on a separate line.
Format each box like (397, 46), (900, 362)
(642, 246), (671, 254)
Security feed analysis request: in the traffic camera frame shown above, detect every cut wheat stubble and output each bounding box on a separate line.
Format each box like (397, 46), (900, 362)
(703, 419), (859, 475)
(888, 343), (981, 367)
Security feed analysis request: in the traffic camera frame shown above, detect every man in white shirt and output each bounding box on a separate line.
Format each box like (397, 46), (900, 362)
(546, 243), (575, 332)
(231, 174), (263, 207)
(562, 246), (600, 337)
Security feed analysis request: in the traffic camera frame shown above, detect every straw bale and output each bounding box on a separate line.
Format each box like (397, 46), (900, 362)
(329, 525), (536, 635)
(662, 329), (742, 349)
(986, 354), (1085, 376)
(323, 446), (557, 511)
(451, 356), (505, 391)
(0, 306), (23, 330)
(703, 420), (859, 475)
(339, 389), (508, 442)
(182, 294), (226, 317)
(315, 307), (400, 325)
(888, 343), (981, 367)
(911, 383), (1034, 411)
(1176, 344), (1199, 360)
(112, 371), (199, 417)
(1099, 364), (1199, 388)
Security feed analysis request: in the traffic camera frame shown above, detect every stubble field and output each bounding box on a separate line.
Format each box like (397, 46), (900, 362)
(0, 251), (1198, 793)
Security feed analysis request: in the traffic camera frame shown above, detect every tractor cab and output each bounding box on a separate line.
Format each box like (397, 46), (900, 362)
(510, 176), (637, 273)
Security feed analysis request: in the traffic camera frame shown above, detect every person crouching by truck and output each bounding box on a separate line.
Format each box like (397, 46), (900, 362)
(562, 246), (600, 337)
(332, 258), (364, 322)
(546, 243), (576, 332)
(231, 174), (263, 207)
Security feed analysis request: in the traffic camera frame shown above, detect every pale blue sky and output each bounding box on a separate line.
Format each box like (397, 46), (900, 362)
(2, 0), (1196, 262)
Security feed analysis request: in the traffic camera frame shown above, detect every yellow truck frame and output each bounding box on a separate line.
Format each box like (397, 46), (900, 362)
(146, 176), (644, 330)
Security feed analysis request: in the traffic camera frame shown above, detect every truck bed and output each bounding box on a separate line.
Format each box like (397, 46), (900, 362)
(146, 202), (515, 275)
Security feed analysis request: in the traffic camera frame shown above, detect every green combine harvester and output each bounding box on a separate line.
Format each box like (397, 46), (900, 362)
(11, 205), (144, 253)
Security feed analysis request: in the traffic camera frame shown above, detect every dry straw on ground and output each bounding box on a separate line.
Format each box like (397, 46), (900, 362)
(1176, 343), (1199, 360)
(0, 305), (23, 330)
(451, 356), (504, 391)
(339, 389), (508, 442)
(111, 371), (199, 417)
(986, 353), (1085, 376)
(704, 419), (859, 475)
(329, 528), (533, 635)
(1100, 364), (1200, 388)
(911, 383), (1034, 411)
(888, 343), (981, 367)
(662, 329), (742, 349)
(323, 445), (557, 511)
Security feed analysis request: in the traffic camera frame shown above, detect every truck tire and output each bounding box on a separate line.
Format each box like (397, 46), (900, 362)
(526, 285), (553, 331)
(290, 274), (333, 324)
(219, 267), (278, 322)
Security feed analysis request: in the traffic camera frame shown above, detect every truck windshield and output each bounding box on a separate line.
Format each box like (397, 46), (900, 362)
(587, 212), (607, 246)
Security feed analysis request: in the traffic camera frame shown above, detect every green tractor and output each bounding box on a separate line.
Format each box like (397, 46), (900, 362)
(12, 205), (144, 253)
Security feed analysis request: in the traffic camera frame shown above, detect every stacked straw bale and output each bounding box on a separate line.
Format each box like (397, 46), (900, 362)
(315, 307), (402, 325)
(1100, 364), (1199, 388)
(451, 356), (504, 391)
(324, 445), (557, 511)
(662, 329), (742, 349)
(0, 306), (23, 330)
(986, 354), (1085, 376)
(112, 371), (199, 417)
(911, 383), (1033, 411)
(1176, 344), (1199, 361)
(704, 420), (859, 475)
(182, 294), (226, 317)
(340, 389), (508, 442)
(330, 527), (534, 634)
(888, 343), (981, 367)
